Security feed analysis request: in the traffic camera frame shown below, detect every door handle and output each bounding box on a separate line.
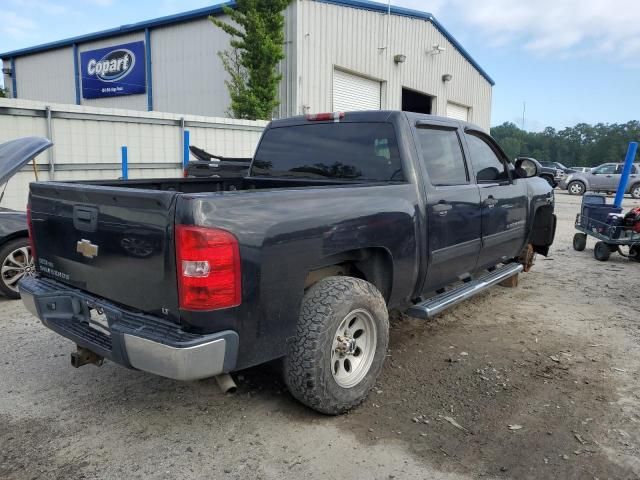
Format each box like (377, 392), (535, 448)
(433, 202), (452, 216)
(484, 196), (498, 208)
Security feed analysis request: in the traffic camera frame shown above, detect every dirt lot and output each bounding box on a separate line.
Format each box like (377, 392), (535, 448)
(1, 192), (640, 480)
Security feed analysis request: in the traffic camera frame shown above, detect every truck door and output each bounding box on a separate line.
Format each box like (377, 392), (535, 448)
(463, 130), (528, 271)
(414, 124), (482, 293)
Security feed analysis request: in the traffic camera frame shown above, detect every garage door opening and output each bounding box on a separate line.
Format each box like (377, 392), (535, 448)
(402, 88), (433, 114)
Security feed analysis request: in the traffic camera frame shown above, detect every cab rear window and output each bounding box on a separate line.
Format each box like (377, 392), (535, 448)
(251, 123), (404, 182)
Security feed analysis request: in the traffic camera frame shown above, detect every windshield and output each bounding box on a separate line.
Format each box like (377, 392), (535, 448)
(251, 123), (404, 182)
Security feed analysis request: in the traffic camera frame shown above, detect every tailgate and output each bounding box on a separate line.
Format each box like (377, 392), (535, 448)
(29, 182), (181, 322)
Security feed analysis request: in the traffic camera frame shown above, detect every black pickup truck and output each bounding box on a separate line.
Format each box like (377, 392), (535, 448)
(18, 111), (556, 414)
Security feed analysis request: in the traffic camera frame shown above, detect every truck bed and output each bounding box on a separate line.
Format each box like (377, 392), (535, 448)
(74, 175), (361, 194)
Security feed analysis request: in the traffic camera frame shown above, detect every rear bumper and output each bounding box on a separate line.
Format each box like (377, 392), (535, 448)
(19, 276), (238, 381)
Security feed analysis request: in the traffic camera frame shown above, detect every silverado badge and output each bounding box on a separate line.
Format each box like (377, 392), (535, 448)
(76, 239), (99, 259)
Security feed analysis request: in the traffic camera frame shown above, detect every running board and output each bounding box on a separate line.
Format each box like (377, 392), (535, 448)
(407, 263), (524, 319)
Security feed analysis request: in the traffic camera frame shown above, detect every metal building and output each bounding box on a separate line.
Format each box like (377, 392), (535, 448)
(1, 0), (494, 129)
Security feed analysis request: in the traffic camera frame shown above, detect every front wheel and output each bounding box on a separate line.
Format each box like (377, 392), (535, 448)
(630, 184), (640, 200)
(541, 175), (556, 188)
(0, 238), (34, 299)
(283, 276), (389, 415)
(573, 233), (587, 251)
(568, 181), (585, 196)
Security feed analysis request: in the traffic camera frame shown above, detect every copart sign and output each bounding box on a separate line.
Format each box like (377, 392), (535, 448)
(80, 41), (146, 99)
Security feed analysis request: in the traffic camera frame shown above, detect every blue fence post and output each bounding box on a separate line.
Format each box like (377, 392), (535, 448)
(121, 145), (128, 180)
(614, 141), (638, 208)
(183, 130), (190, 173)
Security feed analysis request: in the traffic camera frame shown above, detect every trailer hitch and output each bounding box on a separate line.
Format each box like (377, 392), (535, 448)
(70, 346), (104, 368)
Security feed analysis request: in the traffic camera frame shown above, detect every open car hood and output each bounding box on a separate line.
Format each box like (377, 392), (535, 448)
(0, 137), (52, 185)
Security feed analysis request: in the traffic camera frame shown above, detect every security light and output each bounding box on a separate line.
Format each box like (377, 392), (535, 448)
(394, 54), (407, 64)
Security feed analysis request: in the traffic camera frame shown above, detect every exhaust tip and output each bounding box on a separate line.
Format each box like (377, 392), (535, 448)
(215, 373), (237, 394)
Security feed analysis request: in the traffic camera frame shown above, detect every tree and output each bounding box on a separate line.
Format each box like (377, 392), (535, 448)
(211, 0), (290, 120)
(0, 88), (7, 98)
(491, 120), (640, 167)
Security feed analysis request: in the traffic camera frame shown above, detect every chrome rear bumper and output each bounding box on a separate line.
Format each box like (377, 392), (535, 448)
(19, 275), (238, 381)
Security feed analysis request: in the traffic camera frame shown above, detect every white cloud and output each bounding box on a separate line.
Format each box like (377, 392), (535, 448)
(1, 11), (37, 40)
(396, 0), (640, 62)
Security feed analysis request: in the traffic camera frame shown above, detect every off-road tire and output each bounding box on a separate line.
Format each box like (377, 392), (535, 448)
(283, 276), (389, 415)
(629, 245), (640, 262)
(630, 183), (640, 200)
(568, 181), (585, 196)
(573, 233), (587, 252)
(594, 241), (611, 262)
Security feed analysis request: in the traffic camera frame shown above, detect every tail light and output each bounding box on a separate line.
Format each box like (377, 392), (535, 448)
(175, 225), (241, 311)
(306, 112), (344, 122)
(26, 204), (36, 260)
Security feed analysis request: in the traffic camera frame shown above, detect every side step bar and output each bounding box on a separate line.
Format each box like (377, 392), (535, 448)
(407, 263), (524, 320)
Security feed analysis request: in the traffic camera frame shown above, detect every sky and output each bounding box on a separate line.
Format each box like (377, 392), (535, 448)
(1, 0), (639, 131)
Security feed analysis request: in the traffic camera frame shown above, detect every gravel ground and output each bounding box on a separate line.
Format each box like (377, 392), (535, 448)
(1, 192), (640, 480)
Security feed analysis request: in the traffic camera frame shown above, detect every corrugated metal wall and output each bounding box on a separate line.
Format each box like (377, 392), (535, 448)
(0, 98), (266, 211)
(151, 17), (232, 117)
(13, 48), (76, 104)
(296, 0), (493, 129)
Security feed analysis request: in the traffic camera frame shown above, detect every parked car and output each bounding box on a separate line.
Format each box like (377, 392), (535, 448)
(540, 161), (575, 175)
(561, 162), (640, 198)
(519, 157), (560, 187)
(0, 137), (51, 298)
(18, 111), (556, 414)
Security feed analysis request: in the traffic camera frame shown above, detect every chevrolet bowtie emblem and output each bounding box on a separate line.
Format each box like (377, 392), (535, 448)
(76, 239), (99, 259)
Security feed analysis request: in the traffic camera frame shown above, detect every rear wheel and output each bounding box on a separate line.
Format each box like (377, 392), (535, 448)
(573, 233), (587, 251)
(0, 238), (34, 299)
(629, 245), (640, 262)
(283, 276), (389, 415)
(568, 181), (585, 196)
(594, 241), (611, 261)
(630, 183), (640, 200)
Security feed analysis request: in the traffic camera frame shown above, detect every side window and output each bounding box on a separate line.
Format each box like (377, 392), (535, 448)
(466, 133), (509, 182)
(416, 128), (468, 186)
(593, 164), (616, 175)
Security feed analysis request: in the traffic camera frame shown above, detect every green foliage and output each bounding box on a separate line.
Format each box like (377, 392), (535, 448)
(211, 0), (290, 120)
(0, 88), (7, 98)
(491, 121), (640, 167)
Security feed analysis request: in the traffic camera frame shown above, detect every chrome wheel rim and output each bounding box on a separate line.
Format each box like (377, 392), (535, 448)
(569, 183), (583, 194)
(632, 186), (640, 198)
(1, 246), (34, 293)
(331, 309), (377, 388)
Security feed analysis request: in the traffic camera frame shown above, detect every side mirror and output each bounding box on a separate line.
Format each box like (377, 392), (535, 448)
(514, 157), (540, 178)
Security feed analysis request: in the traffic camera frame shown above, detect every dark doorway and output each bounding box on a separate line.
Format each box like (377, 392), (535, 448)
(402, 88), (433, 114)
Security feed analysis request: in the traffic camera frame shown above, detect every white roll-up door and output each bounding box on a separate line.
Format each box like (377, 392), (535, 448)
(446, 102), (469, 121)
(333, 69), (381, 112)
